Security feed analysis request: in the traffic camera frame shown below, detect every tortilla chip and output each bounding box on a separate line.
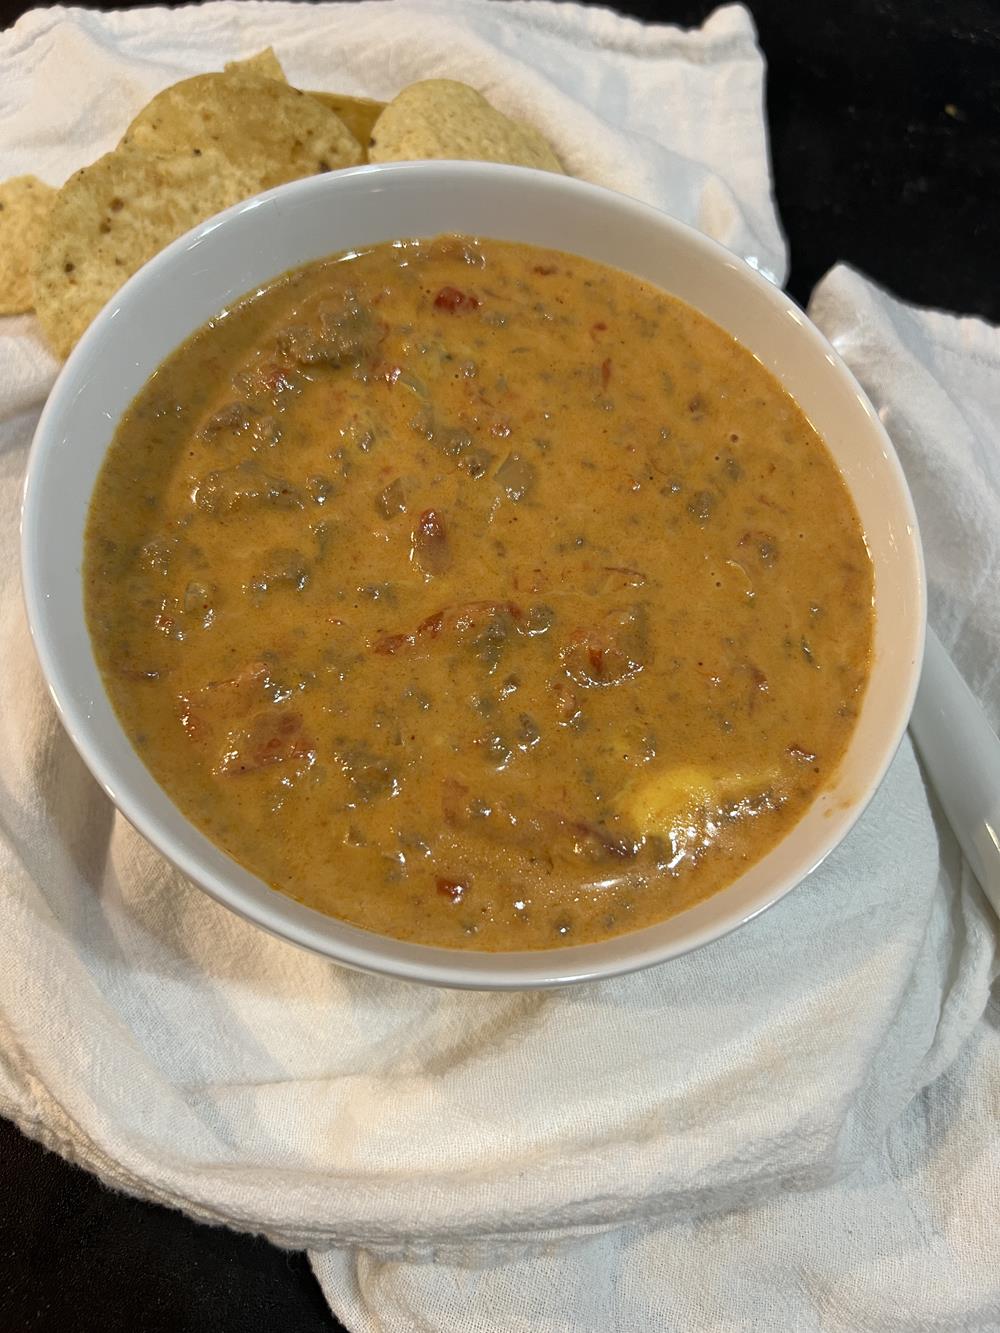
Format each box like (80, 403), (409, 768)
(0, 175), (56, 314)
(306, 91), (385, 154)
(32, 147), (263, 359)
(121, 73), (362, 186)
(368, 79), (563, 173)
(224, 48), (287, 82)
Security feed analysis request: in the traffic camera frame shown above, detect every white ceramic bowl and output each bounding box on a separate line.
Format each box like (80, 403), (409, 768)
(21, 162), (925, 988)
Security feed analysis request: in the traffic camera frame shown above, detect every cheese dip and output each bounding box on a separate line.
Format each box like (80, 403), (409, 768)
(85, 236), (873, 949)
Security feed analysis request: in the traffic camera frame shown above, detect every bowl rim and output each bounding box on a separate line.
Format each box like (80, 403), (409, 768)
(20, 160), (926, 989)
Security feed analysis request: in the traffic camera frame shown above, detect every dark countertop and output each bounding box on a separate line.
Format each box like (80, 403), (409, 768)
(2, 1), (998, 1329)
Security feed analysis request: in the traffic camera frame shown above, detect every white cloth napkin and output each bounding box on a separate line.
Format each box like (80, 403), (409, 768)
(0, 3), (996, 1331)
(311, 263), (1000, 1330)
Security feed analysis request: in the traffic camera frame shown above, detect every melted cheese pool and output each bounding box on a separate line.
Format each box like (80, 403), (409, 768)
(85, 235), (873, 950)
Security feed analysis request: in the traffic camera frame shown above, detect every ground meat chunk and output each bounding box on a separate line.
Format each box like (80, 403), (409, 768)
(193, 461), (303, 515)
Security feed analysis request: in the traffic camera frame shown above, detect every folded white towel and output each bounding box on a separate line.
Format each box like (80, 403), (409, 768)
(0, 4), (995, 1331)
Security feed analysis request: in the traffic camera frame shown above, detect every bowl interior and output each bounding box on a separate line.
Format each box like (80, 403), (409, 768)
(21, 162), (924, 988)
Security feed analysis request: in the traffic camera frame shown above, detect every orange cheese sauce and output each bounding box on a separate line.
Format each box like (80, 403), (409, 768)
(84, 236), (873, 950)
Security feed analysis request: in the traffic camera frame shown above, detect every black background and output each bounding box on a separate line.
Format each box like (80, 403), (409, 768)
(2, 1), (998, 1329)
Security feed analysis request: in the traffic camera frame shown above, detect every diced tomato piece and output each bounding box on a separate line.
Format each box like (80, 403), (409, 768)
(373, 632), (412, 655)
(372, 601), (526, 657)
(218, 710), (314, 776)
(433, 286), (480, 313)
(436, 876), (468, 902)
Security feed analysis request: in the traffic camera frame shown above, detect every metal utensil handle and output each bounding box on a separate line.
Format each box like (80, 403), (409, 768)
(910, 625), (1000, 918)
